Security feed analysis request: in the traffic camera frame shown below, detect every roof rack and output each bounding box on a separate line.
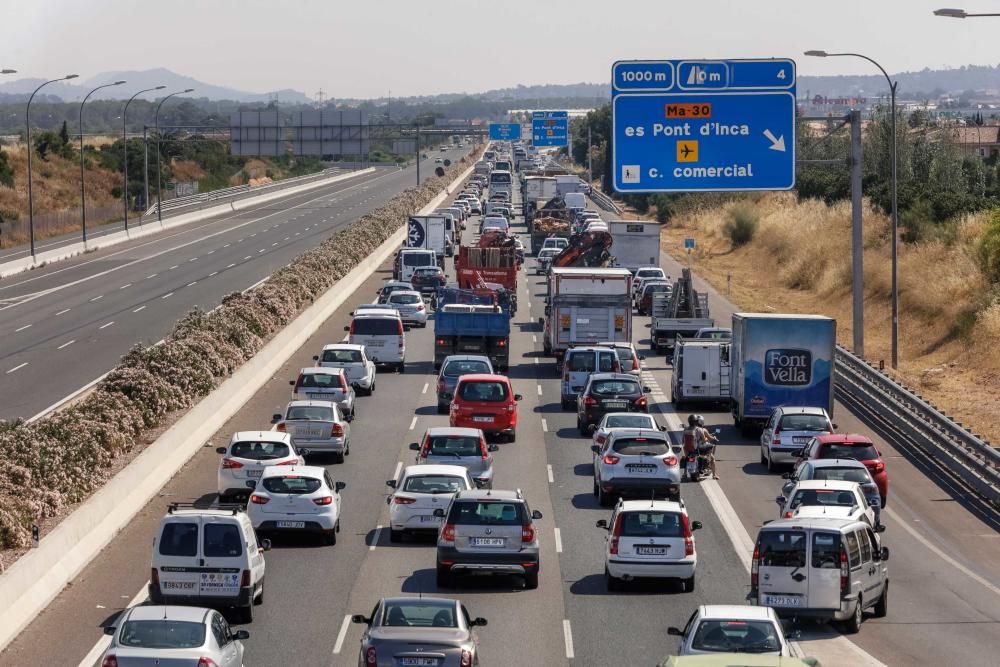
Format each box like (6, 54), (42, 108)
(168, 502), (242, 515)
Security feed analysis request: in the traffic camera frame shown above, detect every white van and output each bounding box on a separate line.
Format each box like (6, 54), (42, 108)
(670, 340), (732, 406)
(489, 169), (513, 197)
(750, 516), (889, 632)
(396, 249), (437, 283)
(149, 505), (268, 623)
(564, 192), (586, 210)
(345, 310), (406, 372)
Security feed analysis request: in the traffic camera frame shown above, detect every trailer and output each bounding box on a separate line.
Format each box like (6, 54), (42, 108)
(609, 221), (660, 272)
(541, 267), (632, 361)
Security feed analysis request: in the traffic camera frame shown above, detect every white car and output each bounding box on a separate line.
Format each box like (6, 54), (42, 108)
(386, 290), (428, 327)
(314, 343), (376, 395)
(760, 405), (835, 472)
(385, 464), (475, 542)
(668, 605), (791, 656)
(101, 605), (249, 667)
(247, 465), (345, 545)
(591, 412), (664, 450)
(778, 479), (878, 527)
(216, 432), (303, 502)
(596, 499), (702, 591)
(631, 266), (667, 298)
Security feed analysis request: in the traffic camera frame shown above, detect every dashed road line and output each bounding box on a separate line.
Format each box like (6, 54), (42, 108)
(209, 271), (218, 277)
(6, 362), (28, 374)
(554, 527), (563, 553)
(563, 620), (575, 659)
(332, 614), (351, 655)
(421, 382), (428, 394)
(89, 295), (103, 301)
(188, 257), (198, 262)
(392, 461), (403, 482)
(15, 324), (32, 332)
(541, 418), (548, 433)
(227, 263), (236, 269)
(186, 281), (198, 287)
(537, 385), (542, 396)
(119, 283), (131, 290)
(57, 340), (75, 350)
(161, 292), (174, 299)
(370, 525), (382, 551)
(409, 416), (418, 430)
(547, 464), (554, 483)
(98, 321), (114, 330)
(56, 308), (71, 315)
(133, 306), (146, 313)
(244, 256), (252, 260)
(169, 265), (178, 270)
(146, 274), (158, 279)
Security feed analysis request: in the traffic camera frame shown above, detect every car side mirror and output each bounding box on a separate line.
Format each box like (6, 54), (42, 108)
(299, 448), (310, 457)
(660, 425), (667, 432)
(335, 481), (346, 492)
(781, 472), (792, 480)
(595, 519), (608, 529)
(260, 539), (271, 551)
(409, 442), (420, 451)
(643, 386), (651, 393)
(471, 617), (488, 627)
(343, 325), (350, 331)
(433, 508), (446, 518)
(289, 380), (295, 386)
(589, 424), (597, 434)
(591, 445), (601, 454)
(271, 414), (282, 423)
(775, 496), (786, 505)
(691, 520), (703, 530)
(351, 615), (370, 625)
(488, 444), (499, 452)
(312, 355), (319, 361)
(234, 629), (250, 640)
(245, 480), (257, 489)
(791, 448), (803, 458)
(832, 423), (838, 430)
(875, 524), (887, 534)
(514, 394), (523, 401)
(667, 626), (683, 637)
(386, 479), (397, 489)
(638, 354), (646, 360)
(531, 510), (543, 520)
(103, 626), (116, 636)
(880, 546), (890, 561)
(216, 447), (227, 454)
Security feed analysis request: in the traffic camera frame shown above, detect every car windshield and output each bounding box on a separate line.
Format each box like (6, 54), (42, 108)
(757, 531), (806, 567)
(611, 436), (669, 455)
(285, 406), (334, 421)
(321, 349), (363, 364)
(261, 476), (323, 494)
(618, 511), (683, 537)
(443, 360), (491, 376)
(230, 441), (291, 460)
(381, 601), (457, 628)
(690, 619), (782, 654)
(820, 443), (880, 460)
(298, 373), (343, 389)
(390, 294), (422, 305)
(118, 620), (206, 649)
(790, 489), (857, 510)
(402, 475), (467, 494)
(426, 435), (481, 457)
(779, 414), (830, 431)
(591, 380), (640, 396)
(604, 415), (655, 429)
(449, 501), (524, 525)
(458, 381), (508, 402)
(814, 467), (872, 484)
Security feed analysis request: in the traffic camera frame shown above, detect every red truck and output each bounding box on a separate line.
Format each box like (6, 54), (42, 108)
(455, 246), (518, 292)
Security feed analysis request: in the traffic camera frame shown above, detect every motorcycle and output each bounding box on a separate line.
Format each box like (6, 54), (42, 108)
(685, 429), (721, 482)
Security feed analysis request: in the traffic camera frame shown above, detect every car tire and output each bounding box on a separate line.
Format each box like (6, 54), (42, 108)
(593, 478), (599, 497)
(324, 528), (337, 546)
(681, 574), (695, 592)
(578, 420), (590, 437)
(561, 398), (573, 411)
(437, 403), (449, 415)
(239, 601), (254, 624)
(254, 580), (264, 605)
(508, 429), (516, 443)
(436, 567), (452, 589)
(333, 451), (345, 464)
(843, 596), (863, 634)
(874, 582), (888, 618)
(598, 484), (613, 508)
(605, 568), (621, 592)
(523, 571), (539, 590)
(760, 447), (767, 465)
(398, 363), (405, 374)
(389, 529), (403, 543)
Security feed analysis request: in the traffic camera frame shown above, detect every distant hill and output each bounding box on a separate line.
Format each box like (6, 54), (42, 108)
(799, 64), (1000, 99)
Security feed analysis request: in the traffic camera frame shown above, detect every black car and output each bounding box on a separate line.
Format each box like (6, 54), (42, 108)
(410, 266), (446, 294)
(576, 372), (650, 435)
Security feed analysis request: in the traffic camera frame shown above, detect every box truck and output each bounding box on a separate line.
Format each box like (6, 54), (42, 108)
(609, 221), (660, 272)
(407, 215), (450, 259)
(541, 267), (632, 361)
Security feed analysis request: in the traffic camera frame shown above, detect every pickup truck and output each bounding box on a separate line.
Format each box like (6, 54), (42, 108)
(313, 344), (376, 395)
(433, 288), (511, 371)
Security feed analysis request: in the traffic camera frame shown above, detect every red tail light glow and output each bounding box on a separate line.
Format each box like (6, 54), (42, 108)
(603, 454), (620, 465)
(632, 357), (640, 371)
(663, 455), (678, 467)
(609, 515), (623, 554)
(441, 523), (456, 543)
(496, 339), (506, 347)
(583, 396), (598, 407)
(460, 648), (473, 667)
(365, 646), (377, 666)
(595, 434), (607, 446)
(197, 658), (220, 667)
(521, 523), (535, 543)
(870, 460), (885, 474)
(240, 569), (251, 587)
(751, 543), (760, 587)
(250, 494), (269, 504)
(635, 396), (647, 408)
(150, 567), (159, 588)
(681, 514), (695, 556)
(480, 440), (490, 460)
(436, 338), (447, 346)
(393, 496), (416, 505)
(277, 459), (297, 466)
(101, 656), (118, 667)
(840, 545), (849, 593)
(221, 458), (243, 469)
(313, 496), (334, 506)
(275, 423), (286, 433)
(331, 423), (344, 438)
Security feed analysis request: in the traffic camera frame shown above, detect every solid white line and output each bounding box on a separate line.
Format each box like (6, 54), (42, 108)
(563, 620), (575, 659)
(75, 581), (149, 667)
(370, 524), (382, 551)
(186, 281), (198, 287)
(537, 384), (542, 396)
(392, 461), (403, 482)
(133, 306), (146, 313)
(332, 614), (352, 655)
(161, 292), (173, 299)
(554, 527), (563, 553)
(6, 362), (27, 374)
(541, 418), (548, 433)
(547, 464), (554, 483)
(55, 308), (70, 315)
(98, 321), (114, 330)
(534, 357), (538, 365)
(409, 416), (418, 430)
(421, 382), (428, 394)
(250, 233), (257, 237)
(146, 274), (157, 279)
(119, 283), (131, 290)
(227, 263), (236, 269)
(209, 271), (218, 277)
(89, 295), (103, 301)
(15, 324), (31, 332)
(57, 340), (75, 350)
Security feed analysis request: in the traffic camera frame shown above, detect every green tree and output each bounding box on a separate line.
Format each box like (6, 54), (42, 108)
(0, 150), (13, 188)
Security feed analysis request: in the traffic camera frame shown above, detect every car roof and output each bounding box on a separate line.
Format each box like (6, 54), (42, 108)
(299, 366), (346, 376)
(425, 426), (483, 438)
(260, 464), (326, 479)
(381, 596), (457, 607)
(695, 605), (777, 622)
(455, 373), (509, 383)
(601, 412), (655, 421)
(566, 346), (616, 354)
(608, 428), (668, 440)
(402, 464), (471, 477)
(381, 281), (412, 288)
(597, 341), (636, 350)
(388, 290), (423, 298)
(814, 433), (875, 444)
(760, 516), (872, 531)
(806, 458), (869, 469)
(792, 479), (861, 491)
(775, 406), (829, 416)
(635, 266), (664, 272)
(322, 343), (365, 352)
(231, 430), (291, 443)
(286, 399), (337, 409)
(125, 605), (210, 623)
(441, 354), (491, 364)
(618, 499), (684, 512)
(353, 309), (401, 319)
(454, 488), (522, 501)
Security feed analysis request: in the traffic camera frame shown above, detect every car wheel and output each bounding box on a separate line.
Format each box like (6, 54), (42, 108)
(605, 567), (621, 592)
(398, 363), (405, 374)
(523, 571), (539, 590)
(389, 529), (403, 543)
(843, 596), (863, 634)
(437, 403), (449, 414)
(561, 398), (573, 411)
(874, 582), (888, 618)
(593, 478), (599, 497)
(254, 580), (264, 604)
(436, 567), (452, 589)
(597, 484), (613, 508)
(324, 528), (337, 546)
(239, 601), (254, 624)
(760, 446), (767, 466)
(333, 451), (345, 464)
(508, 429), (516, 443)
(766, 450), (777, 473)
(681, 574), (695, 592)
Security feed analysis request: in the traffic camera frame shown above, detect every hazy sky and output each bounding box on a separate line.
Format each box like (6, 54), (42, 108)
(4, 0), (998, 98)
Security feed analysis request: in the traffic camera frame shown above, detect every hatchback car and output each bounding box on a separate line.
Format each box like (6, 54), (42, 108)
(577, 372), (650, 435)
(592, 428), (681, 505)
(596, 499), (701, 591)
(351, 597), (486, 667)
(668, 605), (790, 656)
(760, 406), (835, 472)
(100, 605), (249, 667)
(436, 355), (494, 413)
(434, 489), (543, 589)
(247, 465), (345, 545)
(450, 374), (522, 442)
(386, 464), (475, 541)
(632, 266), (667, 298)
(541, 237), (569, 253)
(386, 290), (429, 327)
(535, 248), (560, 274)
(795, 434), (889, 506)
(783, 458), (882, 526)
(313, 343), (375, 395)
(216, 432), (303, 502)
(410, 266), (447, 295)
(410, 427), (499, 489)
(376, 280), (414, 304)
(290, 367), (357, 421)
(271, 400), (350, 462)
(598, 341), (644, 377)
(776, 479), (878, 528)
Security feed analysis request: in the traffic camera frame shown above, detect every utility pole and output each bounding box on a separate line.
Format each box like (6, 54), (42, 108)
(587, 125), (593, 183)
(850, 109), (864, 357)
(143, 125), (149, 218)
(416, 125), (420, 185)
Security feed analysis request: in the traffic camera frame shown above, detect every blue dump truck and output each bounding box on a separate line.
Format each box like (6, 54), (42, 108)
(730, 313), (836, 436)
(433, 287), (512, 371)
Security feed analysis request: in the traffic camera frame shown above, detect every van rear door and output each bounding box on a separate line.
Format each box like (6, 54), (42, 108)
(155, 516), (204, 597)
(756, 528), (810, 612)
(199, 517), (246, 602)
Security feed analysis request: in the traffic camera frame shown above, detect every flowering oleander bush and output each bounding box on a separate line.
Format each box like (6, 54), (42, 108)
(0, 155), (479, 550)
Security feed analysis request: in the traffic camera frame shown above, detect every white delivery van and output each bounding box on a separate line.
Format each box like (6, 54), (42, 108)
(396, 248), (437, 282)
(564, 192), (586, 210)
(489, 169), (513, 197)
(609, 221), (661, 272)
(345, 309), (406, 372)
(670, 340), (732, 406)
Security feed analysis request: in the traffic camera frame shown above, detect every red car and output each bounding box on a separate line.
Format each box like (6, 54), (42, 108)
(449, 374), (522, 442)
(796, 434), (889, 506)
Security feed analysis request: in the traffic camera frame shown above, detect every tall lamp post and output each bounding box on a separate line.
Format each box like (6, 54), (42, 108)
(806, 50), (899, 369)
(79, 80), (125, 244)
(154, 88), (193, 223)
(1, 69), (16, 75)
(122, 86), (164, 232)
(934, 7), (1000, 18)
(26, 74), (78, 258)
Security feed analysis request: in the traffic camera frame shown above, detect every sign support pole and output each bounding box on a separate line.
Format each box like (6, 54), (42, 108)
(849, 109), (864, 358)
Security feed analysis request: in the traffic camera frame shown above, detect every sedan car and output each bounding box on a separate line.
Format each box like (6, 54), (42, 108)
(386, 290), (429, 327)
(592, 428), (681, 505)
(247, 465), (345, 545)
(577, 372), (650, 435)
(351, 597), (486, 667)
(795, 433), (889, 506)
(668, 605), (790, 656)
(592, 412), (665, 450)
(272, 400), (350, 462)
(100, 605), (248, 667)
(411, 426), (498, 489)
(436, 355), (494, 413)
(386, 464), (474, 541)
(216, 431), (303, 502)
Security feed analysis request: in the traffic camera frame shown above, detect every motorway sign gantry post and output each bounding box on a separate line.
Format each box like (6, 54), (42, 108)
(489, 123), (522, 141)
(532, 111), (568, 147)
(611, 59), (796, 193)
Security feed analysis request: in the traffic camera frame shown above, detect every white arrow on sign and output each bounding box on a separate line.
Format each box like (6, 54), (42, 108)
(763, 129), (786, 152)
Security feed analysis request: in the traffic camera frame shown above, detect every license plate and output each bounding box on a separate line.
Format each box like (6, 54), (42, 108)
(627, 464), (656, 473)
(247, 469), (263, 478)
(294, 426), (324, 438)
(765, 595), (802, 607)
(605, 401), (627, 409)
(636, 546), (669, 555)
(307, 393), (333, 401)
(366, 340), (385, 347)
(420, 515), (440, 523)
(401, 659), (438, 666)
(470, 537), (504, 547)
(688, 387), (704, 394)
(686, 460), (698, 473)
(793, 437), (809, 444)
(276, 521), (305, 529)
(473, 416), (493, 423)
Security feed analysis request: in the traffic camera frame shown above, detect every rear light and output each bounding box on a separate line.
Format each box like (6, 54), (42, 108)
(632, 357), (640, 371)
(393, 496), (416, 505)
(772, 438), (781, 445)
(460, 649), (473, 667)
(603, 454), (620, 465)
(397, 321), (404, 335)
(313, 496), (334, 506)
(275, 423), (286, 432)
(221, 458), (243, 469)
(785, 511), (793, 518)
(522, 523), (535, 543)
(595, 434), (607, 445)
(870, 460), (885, 474)
(441, 523), (456, 544)
(609, 515), (623, 554)
(751, 543), (760, 587)
(240, 569), (251, 587)
(480, 440), (490, 460)
(507, 402), (515, 413)
(101, 657), (118, 667)
(436, 338), (448, 346)
(197, 659), (220, 667)
(250, 494), (269, 504)
(496, 339), (506, 347)
(583, 396), (598, 407)
(681, 514), (695, 556)
(663, 454), (678, 467)
(438, 378), (446, 394)
(417, 303), (425, 311)
(331, 423), (344, 438)
(348, 321), (356, 335)
(365, 646), (377, 666)
(150, 567), (160, 588)
(840, 545), (849, 593)
(635, 396), (647, 408)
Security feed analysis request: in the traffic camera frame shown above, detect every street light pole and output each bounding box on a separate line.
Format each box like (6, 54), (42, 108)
(934, 8), (1000, 17)
(154, 89), (194, 223)
(79, 80), (126, 244)
(122, 86), (165, 233)
(805, 50), (899, 369)
(26, 74), (78, 258)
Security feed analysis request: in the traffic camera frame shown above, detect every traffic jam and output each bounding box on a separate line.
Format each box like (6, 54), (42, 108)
(96, 141), (891, 667)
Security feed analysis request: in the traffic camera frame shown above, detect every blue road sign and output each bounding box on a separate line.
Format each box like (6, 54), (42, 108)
(490, 123), (521, 141)
(611, 59), (796, 193)
(532, 110), (568, 147)
(684, 237), (695, 250)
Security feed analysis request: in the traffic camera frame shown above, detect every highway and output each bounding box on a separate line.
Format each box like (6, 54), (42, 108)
(0, 147), (469, 420)
(2, 168), (1000, 667)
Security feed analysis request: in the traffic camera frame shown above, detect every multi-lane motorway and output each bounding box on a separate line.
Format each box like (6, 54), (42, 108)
(0, 148), (468, 420)
(2, 167), (1000, 666)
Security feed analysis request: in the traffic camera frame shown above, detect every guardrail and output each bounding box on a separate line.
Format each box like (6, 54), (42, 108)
(834, 344), (1000, 506)
(590, 189), (623, 215)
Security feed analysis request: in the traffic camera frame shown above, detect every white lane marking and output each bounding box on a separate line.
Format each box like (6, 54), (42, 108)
(295, 232), (300, 236)
(532, 334), (537, 343)
(421, 382), (428, 394)
(90, 295), (103, 301)
(409, 416), (418, 430)
(392, 461), (403, 482)
(15, 324), (32, 332)
(119, 283), (131, 289)
(6, 362), (28, 374)
(207, 250), (215, 255)
(56, 308), (70, 315)
(188, 257), (197, 262)
(547, 464), (554, 483)
(244, 255), (252, 260)
(57, 340), (75, 350)
(146, 274), (157, 279)
(169, 265), (178, 270)
(98, 321), (115, 330)
(75, 581), (149, 667)
(370, 524), (382, 551)
(223, 244), (231, 248)
(250, 233), (257, 237)
(537, 385), (542, 396)
(186, 281), (198, 287)
(161, 292), (173, 299)
(271, 242), (278, 247)
(563, 620), (575, 659)
(534, 357), (538, 365)
(541, 419), (548, 433)
(133, 306), (146, 313)
(258, 249), (266, 254)
(227, 263), (236, 269)
(209, 271), (218, 277)
(332, 614), (352, 655)
(284, 236), (290, 241)
(554, 527), (563, 553)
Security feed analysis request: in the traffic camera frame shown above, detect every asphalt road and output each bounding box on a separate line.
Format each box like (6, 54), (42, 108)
(2, 172), (999, 667)
(0, 147), (469, 420)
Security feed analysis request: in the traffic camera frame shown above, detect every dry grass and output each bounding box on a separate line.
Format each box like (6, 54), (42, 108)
(0, 145), (121, 216)
(169, 159), (207, 182)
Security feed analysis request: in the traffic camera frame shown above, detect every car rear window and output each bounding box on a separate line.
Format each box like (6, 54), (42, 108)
(691, 619), (782, 654)
(591, 380), (640, 396)
(426, 435), (481, 457)
(443, 359), (491, 376)
(159, 522), (198, 557)
(814, 467), (872, 484)
(203, 523), (242, 557)
(119, 620), (207, 649)
(261, 476), (323, 494)
(352, 318), (401, 335)
(286, 405), (334, 421)
(298, 372), (344, 389)
(458, 381), (508, 402)
(812, 531), (842, 569)
(612, 436), (669, 455)
(636, 270), (663, 279)
(779, 414), (830, 431)
(757, 530), (806, 567)
(819, 442), (879, 460)
(382, 601), (456, 628)
(789, 489), (856, 510)
(402, 253), (434, 267)
(612, 348), (633, 363)
(390, 294), (422, 305)
(321, 349), (363, 363)
(604, 415), (655, 429)
(230, 441), (291, 460)
(448, 501), (524, 525)
(402, 475), (468, 494)
(618, 511), (683, 537)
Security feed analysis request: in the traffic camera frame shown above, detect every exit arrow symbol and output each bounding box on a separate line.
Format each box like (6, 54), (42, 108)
(763, 129), (786, 152)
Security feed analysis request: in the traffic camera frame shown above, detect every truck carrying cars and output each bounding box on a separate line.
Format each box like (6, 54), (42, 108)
(730, 313), (836, 436)
(433, 288), (511, 371)
(650, 268), (713, 353)
(541, 267), (632, 361)
(670, 339), (732, 407)
(609, 221), (660, 272)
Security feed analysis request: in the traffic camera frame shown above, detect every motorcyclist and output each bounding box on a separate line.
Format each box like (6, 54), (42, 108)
(682, 414), (698, 456)
(694, 415), (720, 479)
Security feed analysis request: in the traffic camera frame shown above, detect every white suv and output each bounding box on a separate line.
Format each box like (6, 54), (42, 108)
(216, 431), (303, 502)
(596, 499), (702, 592)
(760, 406), (835, 472)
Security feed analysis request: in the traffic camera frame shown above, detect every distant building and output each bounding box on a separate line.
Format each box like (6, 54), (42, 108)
(950, 126), (1000, 157)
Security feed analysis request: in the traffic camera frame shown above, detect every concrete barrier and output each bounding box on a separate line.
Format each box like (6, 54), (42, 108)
(0, 167), (376, 280)
(0, 162), (473, 653)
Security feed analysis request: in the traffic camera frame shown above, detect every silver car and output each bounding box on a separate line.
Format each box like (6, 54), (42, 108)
(386, 290), (429, 328)
(100, 605), (247, 667)
(410, 427), (498, 489)
(436, 355), (494, 413)
(351, 597), (486, 667)
(272, 400), (351, 462)
(290, 367), (357, 421)
(592, 428), (682, 506)
(314, 343), (376, 395)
